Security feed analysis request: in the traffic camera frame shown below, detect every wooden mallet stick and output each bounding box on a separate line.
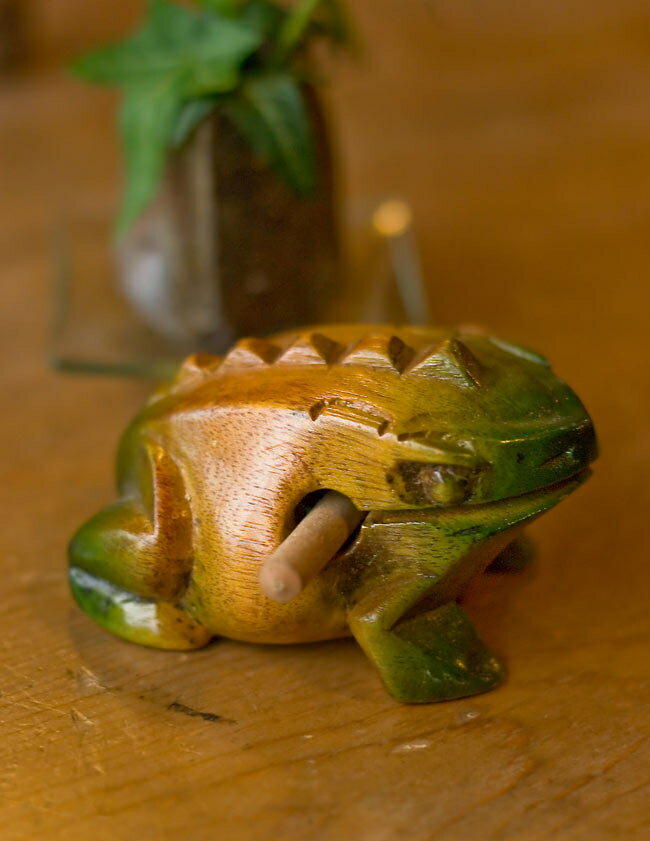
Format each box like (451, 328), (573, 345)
(259, 491), (364, 603)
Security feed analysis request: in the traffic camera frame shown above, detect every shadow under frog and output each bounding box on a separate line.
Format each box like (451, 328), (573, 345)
(68, 325), (597, 703)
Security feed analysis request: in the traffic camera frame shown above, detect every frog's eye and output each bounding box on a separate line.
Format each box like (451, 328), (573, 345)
(417, 464), (472, 506)
(387, 461), (476, 507)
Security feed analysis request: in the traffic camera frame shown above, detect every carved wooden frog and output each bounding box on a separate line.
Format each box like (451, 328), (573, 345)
(69, 325), (596, 703)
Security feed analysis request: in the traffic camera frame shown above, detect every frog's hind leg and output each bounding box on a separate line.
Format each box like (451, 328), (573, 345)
(68, 441), (211, 650)
(69, 567), (211, 650)
(348, 572), (503, 703)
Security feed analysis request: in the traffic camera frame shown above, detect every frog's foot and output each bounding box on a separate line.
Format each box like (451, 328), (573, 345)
(351, 600), (502, 704)
(348, 573), (502, 703)
(389, 602), (503, 702)
(69, 567), (212, 651)
(487, 535), (536, 573)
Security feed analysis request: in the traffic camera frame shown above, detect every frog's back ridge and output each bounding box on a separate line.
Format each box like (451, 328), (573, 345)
(169, 325), (507, 396)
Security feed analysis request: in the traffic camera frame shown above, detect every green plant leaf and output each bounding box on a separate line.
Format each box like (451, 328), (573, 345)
(117, 84), (182, 235)
(198, 0), (239, 16)
(72, 0), (264, 232)
(170, 97), (220, 148)
(241, 0), (286, 40)
(272, 0), (324, 64)
(71, 0), (350, 232)
(73, 0), (261, 94)
(223, 72), (315, 195)
(198, 0), (285, 38)
(148, 0), (199, 36)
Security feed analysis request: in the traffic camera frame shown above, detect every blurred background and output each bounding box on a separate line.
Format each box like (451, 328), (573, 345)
(3, 0), (650, 345)
(2, 4), (650, 837)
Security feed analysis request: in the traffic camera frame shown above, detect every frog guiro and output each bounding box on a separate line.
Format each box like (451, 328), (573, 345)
(69, 324), (596, 703)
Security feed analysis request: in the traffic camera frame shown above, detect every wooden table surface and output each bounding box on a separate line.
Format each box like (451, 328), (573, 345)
(2, 2), (650, 839)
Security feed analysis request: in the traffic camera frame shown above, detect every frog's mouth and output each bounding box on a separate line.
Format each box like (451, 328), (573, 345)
(368, 466), (591, 527)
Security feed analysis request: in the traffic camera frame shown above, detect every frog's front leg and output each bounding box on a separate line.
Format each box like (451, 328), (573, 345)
(346, 506), (516, 703)
(348, 571), (503, 703)
(68, 440), (211, 650)
(347, 480), (581, 702)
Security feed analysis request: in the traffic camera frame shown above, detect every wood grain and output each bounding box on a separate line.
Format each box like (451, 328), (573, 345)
(2, 0), (650, 838)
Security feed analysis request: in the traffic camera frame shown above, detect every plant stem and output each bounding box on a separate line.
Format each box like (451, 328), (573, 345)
(273, 0), (324, 64)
